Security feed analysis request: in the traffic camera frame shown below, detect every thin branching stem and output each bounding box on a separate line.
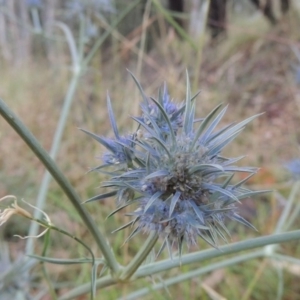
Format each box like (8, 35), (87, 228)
(279, 181), (300, 231)
(135, 230), (300, 278)
(122, 250), (265, 300)
(58, 275), (117, 300)
(0, 99), (120, 274)
(25, 71), (81, 255)
(59, 230), (300, 299)
(120, 231), (159, 280)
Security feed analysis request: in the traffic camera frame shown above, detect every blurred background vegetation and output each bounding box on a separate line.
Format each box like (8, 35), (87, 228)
(1, 0), (300, 299)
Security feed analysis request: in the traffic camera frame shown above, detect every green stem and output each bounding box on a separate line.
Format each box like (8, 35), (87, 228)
(122, 249), (264, 300)
(57, 230), (300, 299)
(0, 99), (119, 274)
(59, 275), (117, 300)
(275, 181), (300, 233)
(25, 71), (81, 255)
(32, 218), (96, 300)
(275, 264), (284, 300)
(41, 230), (58, 300)
(271, 253), (300, 265)
(282, 181), (300, 231)
(120, 231), (159, 280)
(135, 230), (300, 278)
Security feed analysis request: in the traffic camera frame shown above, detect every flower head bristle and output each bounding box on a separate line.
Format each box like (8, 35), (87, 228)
(83, 73), (267, 255)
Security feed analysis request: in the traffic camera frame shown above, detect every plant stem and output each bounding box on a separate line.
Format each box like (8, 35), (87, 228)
(135, 230), (300, 278)
(25, 71), (81, 255)
(0, 99), (119, 274)
(120, 231), (159, 280)
(282, 181), (300, 231)
(59, 275), (117, 300)
(271, 253), (300, 265)
(57, 229), (300, 299)
(275, 181), (300, 233)
(122, 249), (264, 300)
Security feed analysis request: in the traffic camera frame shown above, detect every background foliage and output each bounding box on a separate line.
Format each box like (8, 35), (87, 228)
(1, 0), (300, 299)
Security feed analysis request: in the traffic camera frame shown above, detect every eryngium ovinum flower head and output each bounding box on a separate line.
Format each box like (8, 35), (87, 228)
(82, 73), (266, 256)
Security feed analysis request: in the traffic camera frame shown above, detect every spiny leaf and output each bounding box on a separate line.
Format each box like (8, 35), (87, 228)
(144, 191), (163, 212)
(200, 105), (228, 144)
(106, 199), (139, 219)
(183, 70), (192, 134)
(128, 70), (148, 105)
(28, 255), (93, 265)
(123, 226), (142, 244)
(188, 164), (224, 175)
(169, 191), (181, 217)
(111, 220), (136, 233)
(229, 214), (257, 231)
(83, 190), (117, 203)
(202, 183), (239, 203)
(145, 170), (169, 180)
(106, 93), (119, 138)
(131, 116), (162, 140)
(150, 97), (176, 146)
(190, 103), (223, 150)
(80, 129), (115, 152)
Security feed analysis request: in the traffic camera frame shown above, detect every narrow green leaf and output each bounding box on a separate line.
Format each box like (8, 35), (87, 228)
(237, 190), (271, 200)
(123, 226), (142, 244)
(151, 136), (172, 159)
(150, 97), (176, 146)
(142, 108), (166, 138)
(214, 113), (263, 145)
(206, 129), (243, 156)
(222, 156), (245, 166)
(213, 223), (229, 243)
(106, 93), (119, 138)
(190, 104), (223, 150)
(146, 152), (151, 174)
(202, 183), (239, 203)
(229, 214), (257, 231)
(201, 105), (228, 144)
(197, 230), (217, 248)
(189, 201), (205, 223)
(128, 70), (148, 105)
(131, 116), (161, 140)
(144, 191), (163, 212)
(111, 220), (136, 233)
(84, 190), (117, 203)
(106, 199), (139, 219)
(206, 123), (234, 144)
(156, 239), (167, 259)
(28, 255), (92, 265)
(169, 191), (181, 217)
(188, 164), (224, 175)
(80, 129), (114, 151)
(224, 166), (257, 173)
(234, 173), (255, 188)
(221, 173), (234, 189)
(145, 170), (169, 180)
(91, 263), (97, 298)
(183, 70), (192, 134)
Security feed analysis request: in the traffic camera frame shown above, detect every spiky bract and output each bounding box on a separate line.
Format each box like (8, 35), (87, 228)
(83, 73), (266, 254)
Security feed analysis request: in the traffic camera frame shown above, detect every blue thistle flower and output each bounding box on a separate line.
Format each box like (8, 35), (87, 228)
(139, 83), (184, 136)
(285, 159), (300, 178)
(83, 72), (267, 254)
